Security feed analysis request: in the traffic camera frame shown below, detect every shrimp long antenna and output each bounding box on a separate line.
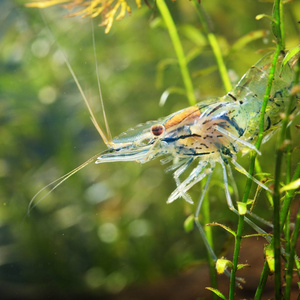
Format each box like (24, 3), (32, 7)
(40, 12), (110, 147)
(28, 153), (99, 215)
(91, 19), (112, 143)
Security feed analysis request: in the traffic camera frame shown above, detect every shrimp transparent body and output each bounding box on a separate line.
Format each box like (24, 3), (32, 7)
(97, 53), (297, 207)
(91, 53), (299, 272)
(31, 30), (299, 277)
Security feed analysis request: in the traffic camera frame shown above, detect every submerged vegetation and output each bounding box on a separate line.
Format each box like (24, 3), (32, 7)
(0, 0), (299, 299)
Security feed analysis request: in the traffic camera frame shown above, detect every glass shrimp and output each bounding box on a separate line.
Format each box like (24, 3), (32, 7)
(31, 48), (299, 274)
(93, 53), (298, 264)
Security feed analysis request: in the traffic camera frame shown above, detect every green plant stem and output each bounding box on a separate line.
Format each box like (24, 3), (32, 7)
(283, 58), (300, 299)
(231, 1), (286, 298)
(279, 1), (285, 49)
(156, 0), (196, 105)
(284, 211), (291, 265)
(271, 4), (285, 296)
(285, 129), (292, 185)
(279, 160), (300, 232)
(285, 202), (300, 299)
(229, 46), (282, 300)
(273, 137), (284, 298)
(192, 0), (232, 92)
(284, 129), (292, 278)
(273, 48), (297, 300)
(230, 1), (286, 291)
(278, 160), (300, 236)
(207, 33), (232, 92)
(295, 259), (300, 280)
(255, 262), (270, 299)
(228, 155), (253, 300)
(202, 186), (218, 298)
(255, 50), (300, 300)
(256, 49), (282, 148)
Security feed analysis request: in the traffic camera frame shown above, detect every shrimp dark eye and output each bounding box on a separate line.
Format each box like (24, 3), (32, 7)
(151, 124), (165, 137)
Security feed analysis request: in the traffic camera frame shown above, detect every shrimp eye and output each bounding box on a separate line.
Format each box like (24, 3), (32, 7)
(151, 124), (165, 137)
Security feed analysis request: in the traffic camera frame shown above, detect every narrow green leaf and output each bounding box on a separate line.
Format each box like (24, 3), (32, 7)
(206, 222), (236, 237)
(181, 24), (207, 47)
(186, 47), (204, 64)
(156, 0), (196, 105)
(156, 58), (178, 89)
(205, 287), (228, 300)
(255, 172), (272, 177)
(243, 233), (272, 239)
(192, 65), (218, 78)
(282, 45), (300, 68)
(237, 263), (250, 270)
(184, 214), (194, 233)
(159, 87), (186, 106)
(149, 17), (164, 29)
(231, 30), (268, 52)
(255, 14), (276, 22)
(280, 178), (300, 193)
(265, 244), (275, 273)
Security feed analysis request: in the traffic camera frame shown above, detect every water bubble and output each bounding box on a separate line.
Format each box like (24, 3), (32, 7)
(128, 219), (151, 238)
(85, 267), (105, 289)
(38, 86), (57, 105)
(98, 223), (119, 243)
(31, 38), (50, 58)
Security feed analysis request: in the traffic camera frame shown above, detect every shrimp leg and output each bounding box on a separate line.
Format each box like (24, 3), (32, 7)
(219, 159), (271, 243)
(194, 172), (216, 259)
(167, 161), (210, 204)
(193, 171), (237, 279)
(173, 158), (194, 204)
(226, 160), (273, 229)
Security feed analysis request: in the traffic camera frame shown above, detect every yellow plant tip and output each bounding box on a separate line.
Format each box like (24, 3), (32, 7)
(26, 0), (141, 33)
(237, 263), (250, 270)
(237, 201), (247, 215)
(216, 258), (233, 274)
(135, 0), (142, 9)
(183, 214), (194, 233)
(280, 178), (300, 193)
(26, 0), (70, 8)
(255, 14), (276, 22)
(264, 245), (275, 273)
(116, 2), (130, 20)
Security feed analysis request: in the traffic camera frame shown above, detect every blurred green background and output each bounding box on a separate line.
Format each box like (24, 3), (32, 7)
(0, 0), (299, 299)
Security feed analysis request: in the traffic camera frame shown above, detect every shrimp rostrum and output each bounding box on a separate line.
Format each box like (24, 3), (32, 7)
(33, 52), (299, 269)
